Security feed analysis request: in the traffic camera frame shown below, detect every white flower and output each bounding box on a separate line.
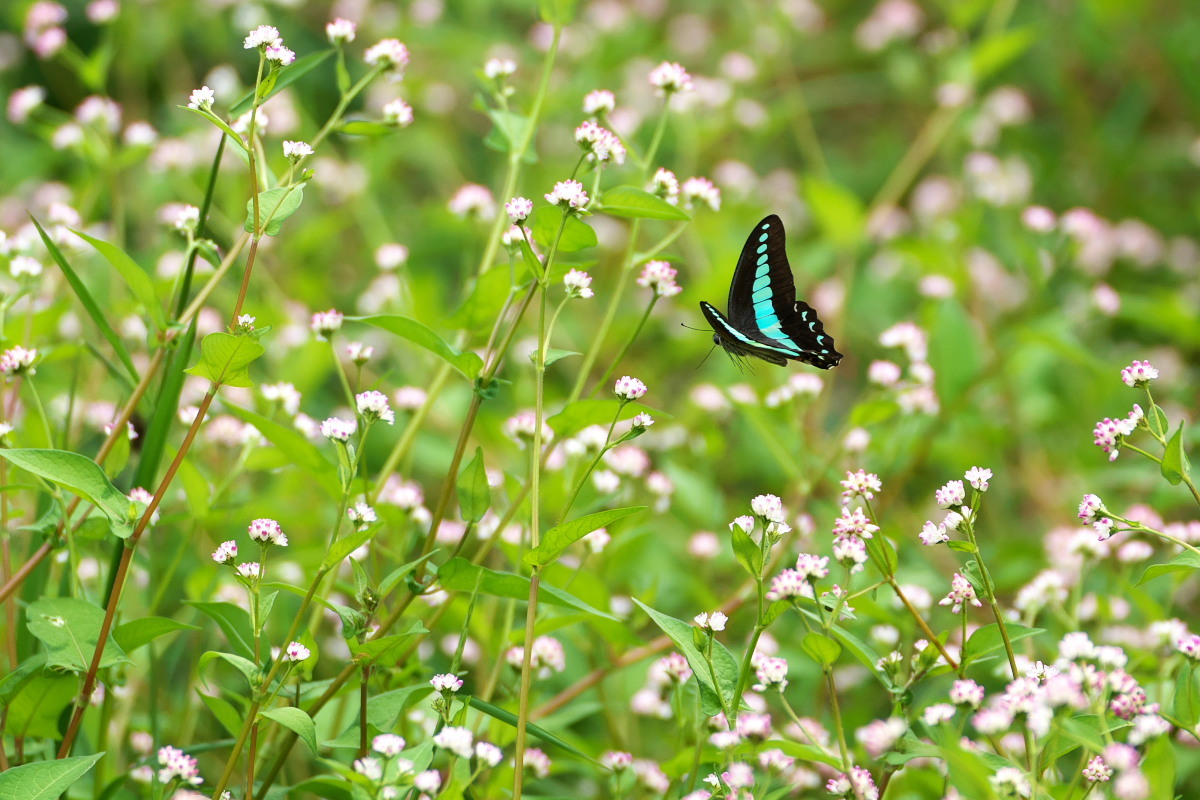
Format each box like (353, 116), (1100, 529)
(583, 89), (615, 115)
(430, 673), (463, 692)
(244, 25), (282, 50)
(282, 140), (313, 159)
(326, 18), (357, 45)
(964, 466), (992, 491)
(648, 168), (680, 204)
(321, 417), (356, 442)
(212, 541), (237, 564)
(356, 390), (396, 425)
(563, 269), (594, 299)
(265, 44), (296, 65)
(310, 309), (344, 339)
(484, 58), (516, 79)
(505, 196), (533, 224)
(372, 733), (405, 756)
(648, 61), (693, 95)
(284, 641), (310, 662)
(236, 562), (261, 580)
(681, 176), (721, 211)
(364, 39), (409, 72)
(432, 726), (474, 759)
(248, 518), (288, 546)
(187, 86), (215, 111)
(475, 741), (503, 767)
(382, 98), (413, 126)
(544, 180), (589, 211)
(614, 376), (647, 401)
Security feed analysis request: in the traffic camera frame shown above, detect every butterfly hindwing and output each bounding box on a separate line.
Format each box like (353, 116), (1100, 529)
(702, 215), (843, 370)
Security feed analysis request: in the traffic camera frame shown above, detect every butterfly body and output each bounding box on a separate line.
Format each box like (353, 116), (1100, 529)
(700, 215), (842, 370)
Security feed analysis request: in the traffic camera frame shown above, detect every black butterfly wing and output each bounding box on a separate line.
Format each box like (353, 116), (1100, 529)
(725, 215), (843, 370)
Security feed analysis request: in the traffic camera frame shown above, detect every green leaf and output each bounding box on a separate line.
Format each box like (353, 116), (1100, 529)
(970, 27), (1036, 79)
(456, 447), (491, 523)
(1174, 664), (1200, 730)
(32, 216), (139, 383)
(797, 608), (890, 688)
(539, 348), (581, 367)
(632, 599), (738, 717)
(114, 616), (200, 652)
(180, 107), (250, 153)
(438, 558), (617, 619)
(484, 109), (535, 161)
(962, 623), (1042, 665)
(531, 206), (598, 253)
(230, 50), (335, 115)
(244, 186), (305, 236)
(187, 601), (255, 660)
(537, 0), (578, 25)
(261, 706), (319, 755)
(350, 315), (484, 380)
(1136, 550), (1200, 585)
(803, 179), (864, 248)
(468, 696), (594, 761)
(26, 597), (129, 672)
(1161, 421), (1191, 486)
(135, 325), (195, 492)
(761, 739), (844, 770)
(352, 620), (429, 664)
(449, 266), (515, 332)
(341, 119), (395, 137)
(198, 690), (244, 738)
(547, 399), (664, 439)
(848, 398), (900, 427)
(199, 651), (260, 690)
(71, 229), (167, 332)
(377, 553), (438, 598)
(0, 654), (46, 703)
(184, 332), (265, 387)
(1142, 736), (1176, 800)
(222, 402), (340, 498)
(321, 524), (382, 572)
(0, 753), (105, 800)
(729, 522), (762, 578)
(946, 540), (978, 553)
(598, 186), (690, 221)
(5, 674), (75, 738)
(801, 631), (842, 667)
(0, 449), (134, 538)
(524, 506), (644, 567)
(329, 685), (435, 746)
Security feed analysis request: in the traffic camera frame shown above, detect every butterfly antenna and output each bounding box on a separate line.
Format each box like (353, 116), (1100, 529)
(695, 341), (719, 370)
(680, 323), (710, 333)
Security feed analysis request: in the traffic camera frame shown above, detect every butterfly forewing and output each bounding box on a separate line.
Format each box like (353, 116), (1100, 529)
(701, 215), (843, 370)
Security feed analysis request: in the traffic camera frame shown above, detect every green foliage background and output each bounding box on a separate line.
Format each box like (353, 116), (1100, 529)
(1, 0), (1198, 796)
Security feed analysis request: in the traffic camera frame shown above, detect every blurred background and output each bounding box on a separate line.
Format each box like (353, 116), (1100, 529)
(1, 0), (1198, 790)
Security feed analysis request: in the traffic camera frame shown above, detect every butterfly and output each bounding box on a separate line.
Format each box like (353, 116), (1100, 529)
(700, 214), (843, 369)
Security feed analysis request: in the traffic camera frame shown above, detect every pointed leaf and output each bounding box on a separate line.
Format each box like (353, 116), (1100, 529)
(632, 599), (738, 717)
(0, 753), (105, 800)
(26, 597), (130, 672)
(801, 631), (842, 667)
(187, 601), (255, 660)
(1137, 550), (1200, 585)
(222, 402), (340, 498)
(32, 216), (138, 382)
(468, 696), (594, 761)
(1161, 421), (1191, 486)
(229, 50), (335, 115)
(184, 332), (265, 387)
(198, 690), (244, 737)
(456, 447), (491, 523)
(245, 186), (305, 237)
(199, 651), (260, 690)
(350, 315), (483, 380)
(71, 229), (167, 331)
(438, 558), (616, 619)
(598, 185), (690, 220)
(531, 206), (597, 252)
(0, 449), (133, 538)
(114, 616), (200, 652)
(524, 506), (645, 567)
(260, 706), (319, 755)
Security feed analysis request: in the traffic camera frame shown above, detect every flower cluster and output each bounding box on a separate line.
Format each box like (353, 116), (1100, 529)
(840, 469), (881, 505)
(636, 260), (682, 297)
(505, 196), (533, 224)
(647, 168), (680, 204)
(575, 120), (625, 165)
(583, 89), (615, 117)
(356, 390), (396, 425)
(614, 376), (648, 402)
(648, 61), (693, 96)
(310, 309), (344, 340)
(563, 269), (594, 299)
(544, 180), (590, 212)
(1093, 405), (1142, 461)
(156, 745), (202, 786)
(1120, 359), (1158, 388)
(0, 346), (38, 377)
(248, 518), (288, 547)
(680, 176), (721, 211)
